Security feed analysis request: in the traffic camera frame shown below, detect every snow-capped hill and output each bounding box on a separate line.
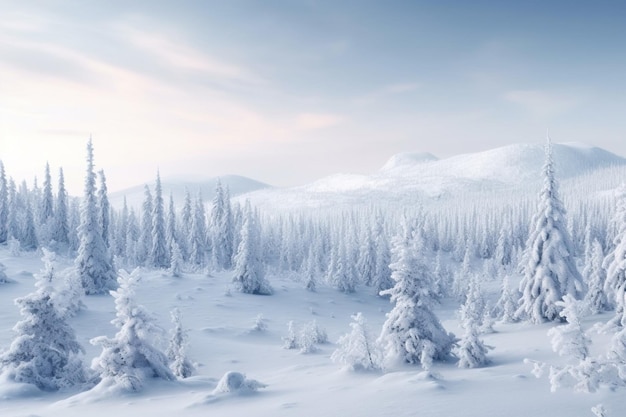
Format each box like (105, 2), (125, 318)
(241, 142), (626, 211)
(384, 143), (626, 184)
(380, 152), (439, 171)
(109, 175), (271, 209)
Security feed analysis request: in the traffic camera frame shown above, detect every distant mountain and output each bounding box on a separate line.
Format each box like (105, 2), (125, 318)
(240, 142), (626, 210)
(109, 175), (271, 209)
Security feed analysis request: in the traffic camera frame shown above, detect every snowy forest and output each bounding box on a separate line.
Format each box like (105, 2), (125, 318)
(2, 138), (626, 417)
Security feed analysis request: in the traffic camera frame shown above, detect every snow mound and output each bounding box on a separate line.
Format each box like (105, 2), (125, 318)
(212, 371), (266, 394)
(381, 152), (438, 170)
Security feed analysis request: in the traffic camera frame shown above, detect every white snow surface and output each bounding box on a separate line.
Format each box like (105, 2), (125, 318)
(1, 249), (624, 417)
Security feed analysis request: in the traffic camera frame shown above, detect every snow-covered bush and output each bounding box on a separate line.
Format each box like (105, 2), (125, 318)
(0, 262), (11, 284)
(213, 371), (266, 394)
(331, 312), (383, 371)
(90, 269), (174, 392)
(251, 314), (268, 332)
(282, 320), (328, 353)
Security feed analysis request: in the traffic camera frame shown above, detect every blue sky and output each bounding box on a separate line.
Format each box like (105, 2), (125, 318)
(1, 1), (626, 194)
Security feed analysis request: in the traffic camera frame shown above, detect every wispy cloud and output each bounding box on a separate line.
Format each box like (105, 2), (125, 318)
(503, 89), (580, 117)
(116, 25), (263, 85)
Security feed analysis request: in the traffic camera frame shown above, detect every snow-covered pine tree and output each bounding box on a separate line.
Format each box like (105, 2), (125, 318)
(493, 276), (519, 323)
(75, 139), (116, 295)
(331, 312), (382, 371)
(0, 160), (8, 244)
(0, 249), (86, 391)
(457, 275), (491, 368)
(38, 162), (54, 245)
(166, 193), (177, 253)
(603, 185), (626, 317)
(179, 189), (193, 262)
(169, 240), (183, 278)
(189, 193), (207, 268)
(136, 185), (153, 265)
(372, 215), (393, 296)
(584, 239), (609, 315)
(211, 179), (234, 270)
(517, 138), (584, 324)
(303, 247), (318, 291)
(53, 167), (70, 246)
(114, 197), (129, 258)
(328, 234), (358, 293)
(21, 196), (38, 250)
(149, 172), (169, 269)
(232, 201), (272, 295)
(167, 308), (194, 378)
(90, 269), (174, 392)
(357, 228), (377, 286)
(97, 170), (111, 247)
(378, 221), (455, 369)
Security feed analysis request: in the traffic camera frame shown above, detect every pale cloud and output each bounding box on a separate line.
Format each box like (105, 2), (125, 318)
(354, 82), (420, 105)
(503, 90), (580, 117)
(295, 113), (344, 130)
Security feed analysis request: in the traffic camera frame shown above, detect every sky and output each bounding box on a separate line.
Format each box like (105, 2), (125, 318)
(1, 0), (626, 195)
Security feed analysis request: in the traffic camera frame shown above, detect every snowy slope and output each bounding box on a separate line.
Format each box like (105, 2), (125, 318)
(109, 175), (271, 210)
(242, 143), (626, 210)
(0, 249), (623, 417)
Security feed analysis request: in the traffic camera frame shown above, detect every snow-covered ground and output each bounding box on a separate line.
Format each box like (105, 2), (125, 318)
(0, 248), (623, 417)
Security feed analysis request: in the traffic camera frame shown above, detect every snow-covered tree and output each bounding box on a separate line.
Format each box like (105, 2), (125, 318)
(0, 160), (8, 244)
(457, 275), (492, 368)
(149, 172), (169, 269)
(0, 249), (86, 391)
(232, 202), (272, 295)
(211, 179), (234, 270)
(603, 185), (626, 316)
(378, 222), (455, 369)
(75, 139), (116, 295)
(91, 269), (174, 392)
(548, 295), (590, 361)
(97, 170), (111, 247)
(38, 162), (54, 244)
(494, 276), (519, 323)
(169, 240), (183, 278)
(167, 308), (194, 379)
(517, 138), (584, 324)
(136, 185), (153, 265)
(584, 239), (609, 314)
(189, 193), (206, 268)
(332, 312), (383, 371)
(53, 168), (70, 246)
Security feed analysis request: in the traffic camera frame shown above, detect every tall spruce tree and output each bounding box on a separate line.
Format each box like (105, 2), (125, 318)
(517, 138), (584, 323)
(75, 139), (116, 295)
(98, 170), (111, 247)
(149, 172), (169, 268)
(53, 168), (70, 245)
(603, 185), (626, 318)
(0, 160), (8, 244)
(232, 202), (272, 295)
